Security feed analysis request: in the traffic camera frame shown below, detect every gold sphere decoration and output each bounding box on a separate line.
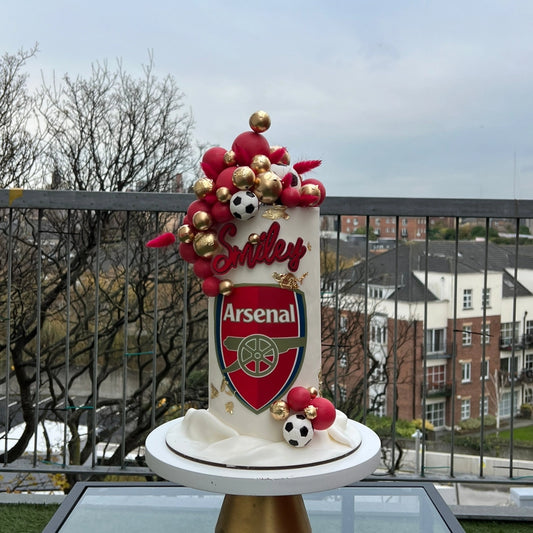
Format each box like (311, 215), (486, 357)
(216, 187), (232, 203)
(219, 279), (233, 296)
(270, 400), (290, 421)
(193, 177), (214, 199)
(232, 166), (256, 190)
(224, 150), (236, 166)
(270, 145), (290, 165)
(193, 231), (219, 258)
(308, 386), (319, 399)
(249, 110), (271, 133)
(300, 183), (322, 206)
(178, 224), (195, 243)
(251, 154), (271, 175)
(192, 210), (212, 231)
(254, 171), (282, 204)
(304, 405), (318, 420)
(248, 233), (260, 245)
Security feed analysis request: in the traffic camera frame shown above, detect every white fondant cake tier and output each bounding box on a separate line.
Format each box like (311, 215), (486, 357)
(166, 205), (361, 468)
(165, 408), (361, 469)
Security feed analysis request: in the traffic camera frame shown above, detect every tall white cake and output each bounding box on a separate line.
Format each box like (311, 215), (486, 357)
(163, 112), (361, 469)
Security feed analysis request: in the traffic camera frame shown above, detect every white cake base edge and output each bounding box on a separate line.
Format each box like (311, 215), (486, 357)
(146, 419), (381, 495)
(165, 407), (361, 469)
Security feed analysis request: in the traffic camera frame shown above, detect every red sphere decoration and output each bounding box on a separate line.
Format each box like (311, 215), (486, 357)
(201, 147), (228, 180)
(202, 276), (220, 297)
(193, 258), (213, 279)
(280, 187), (301, 207)
(204, 192), (218, 205)
(216, 167), (239, 195)
(187, 199), (210, 220)
(309, 397), (336, 430)
(178, 242), (199, 264)
(301, 178), (326, 205)
(211, 201), (234, 223)
(231, 131), (271, 166)
(287, 386), (312, 412)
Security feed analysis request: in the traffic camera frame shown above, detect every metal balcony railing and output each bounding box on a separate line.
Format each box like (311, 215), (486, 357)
(1, 190), (533, 489)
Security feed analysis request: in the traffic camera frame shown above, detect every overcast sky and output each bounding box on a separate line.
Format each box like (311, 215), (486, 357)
(3, 1), (533, 199)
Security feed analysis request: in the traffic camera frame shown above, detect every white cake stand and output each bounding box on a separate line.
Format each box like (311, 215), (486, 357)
(145, 419), (381, 533)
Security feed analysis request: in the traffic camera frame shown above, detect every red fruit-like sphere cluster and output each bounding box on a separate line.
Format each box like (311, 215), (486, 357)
(285, 386), (336, 432)
(146, 111), (326, 297)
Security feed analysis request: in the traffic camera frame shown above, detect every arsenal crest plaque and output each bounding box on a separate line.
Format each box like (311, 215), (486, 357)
(214, 284), (306, 413)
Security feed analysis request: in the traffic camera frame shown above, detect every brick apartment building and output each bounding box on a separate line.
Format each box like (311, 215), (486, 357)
(323, 241), (533, 429)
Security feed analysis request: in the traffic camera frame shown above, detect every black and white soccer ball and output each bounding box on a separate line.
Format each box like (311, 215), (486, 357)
(229, 190), (259, 220)
(282, 413), (314, 447)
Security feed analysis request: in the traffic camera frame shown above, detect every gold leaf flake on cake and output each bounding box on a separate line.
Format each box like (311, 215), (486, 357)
(220, 378), (234, 396)
(307, 242), (312, 251)
(225, 401), (234, 415)
(262, 205), (289, 220)
(210, 383), (219, 399)
(272, 271), (308, 290)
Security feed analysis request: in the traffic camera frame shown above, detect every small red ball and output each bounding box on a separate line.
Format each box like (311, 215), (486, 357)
(216, 167), (239, 194)
(232, 131), (271, 166)
(211, 201), (234, 223)
(193, 258), (213, 279)
(202, 276), (220, 297)
(187, 199), (210, 220)
(310, 397), (336, 430)
(301, 178), (326, 205)
(280, 187), (301, 207)
(202, 147), (228, 180)
(178, 242), (199, 264)
(287, 386), (312, 412)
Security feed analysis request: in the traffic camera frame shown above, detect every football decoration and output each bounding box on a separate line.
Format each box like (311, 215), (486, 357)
(230, 190), (259, 220)
(282, 414), (314, 447)
(147, 111), (326, 296)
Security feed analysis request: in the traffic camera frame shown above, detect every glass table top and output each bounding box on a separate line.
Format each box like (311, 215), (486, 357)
(44, 481), (464, 533)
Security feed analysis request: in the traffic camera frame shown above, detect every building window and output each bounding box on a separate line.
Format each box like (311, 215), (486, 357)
(427, 365), (446, 391)
(525, 387), (533, 405)
(461, 362), (472, 383)
(525, 353), (533, 370)
(368, 286), (384, 299)
(461, 399), (471, 420)
(499, 391), (520, 418)
(402, 218), (408, 226)
(500, 356), (518, 375)
(426, 401), (445, 428)
(339, 315), (347, 332)
(481, 323), (491, 345)
(339, 385), (347, 402)
(462, 326), (472, 346)
(371, 324), (387, 345)
(463, 289), (473, 309)
(339, 352), (348, 368)
(501, 322), (519, 346)
(426, 328), (446, 354)
(482, 288), (491, 309)
(481, 360), (490, 380)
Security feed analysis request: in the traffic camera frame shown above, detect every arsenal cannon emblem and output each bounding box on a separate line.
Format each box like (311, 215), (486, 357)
(214, 285), (307, 413)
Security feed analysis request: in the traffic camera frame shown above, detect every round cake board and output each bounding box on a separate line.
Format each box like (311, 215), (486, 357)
(145, 419), (381, 496)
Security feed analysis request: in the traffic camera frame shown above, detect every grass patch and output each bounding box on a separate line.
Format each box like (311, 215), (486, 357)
(0, 503), (60, 533)
(496, 425), (533, 442)
(461, 520), (533, 532)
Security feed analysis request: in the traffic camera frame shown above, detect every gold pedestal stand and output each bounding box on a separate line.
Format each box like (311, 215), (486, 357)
(215, 494), (311, 533)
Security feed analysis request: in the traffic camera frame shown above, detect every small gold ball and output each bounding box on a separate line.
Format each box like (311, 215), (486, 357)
(232, 166), (256, 190)
(192, 211), (212, 231)
(304, 405), (318, 420)
(193, 231), (219, 258)
(308, 387), (319, 399)
(224, 150), (236, 166)
(254, 171), (282, 204)
(248, 233), (260, 245)
(178, 224), (195, 243)
(300, 183), (321, 206)
(250, 154), (271, 175)
(270, 400), (290, 421)
(193, 177), (214, 199)
(219, 279), (233, 296)
(249, 110), (271, 133)
(216, 187), (232, 203)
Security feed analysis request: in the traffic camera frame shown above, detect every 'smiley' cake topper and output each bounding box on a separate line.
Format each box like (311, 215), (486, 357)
(146, 111), (326, 297)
